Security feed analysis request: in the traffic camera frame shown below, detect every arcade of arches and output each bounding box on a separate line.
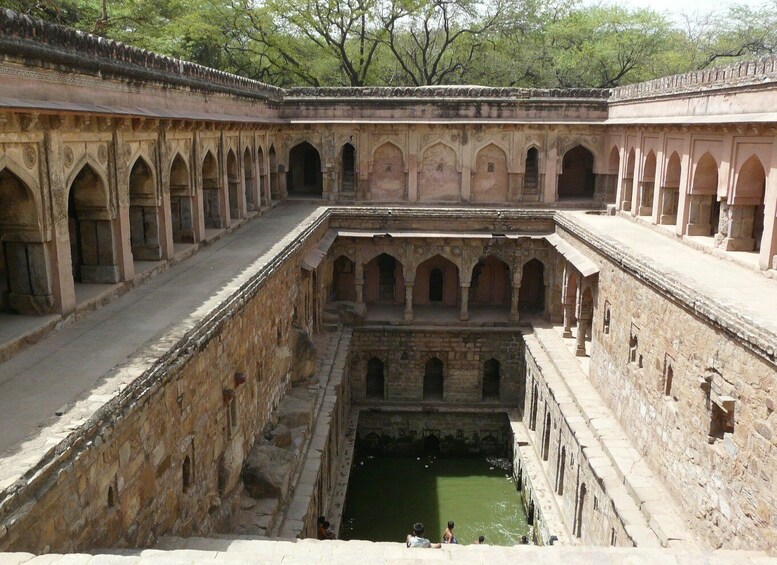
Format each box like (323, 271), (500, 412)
(0, 11), (776, 564)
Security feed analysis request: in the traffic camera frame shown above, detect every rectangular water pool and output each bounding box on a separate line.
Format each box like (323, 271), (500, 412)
(340, 454), (529, 546)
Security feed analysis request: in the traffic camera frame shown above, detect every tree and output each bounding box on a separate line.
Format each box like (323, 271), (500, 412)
(547, 6), (677, 88)
(382, 0), (503, 86)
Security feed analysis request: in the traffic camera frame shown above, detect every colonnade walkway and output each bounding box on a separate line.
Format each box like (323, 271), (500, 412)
(558, 211), (777, 343)
(0, 204), (322, 474)
(2, 537), (772, 564)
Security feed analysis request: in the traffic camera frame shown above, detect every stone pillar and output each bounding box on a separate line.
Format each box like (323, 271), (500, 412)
(620, 177), (634, 212)
(115, 206), (136, 281)
(685, 194), (715, 236)
(575, 319), (590, 357)
(510, 281), (520, 322)
(659, 187), (679, 225)
(716, 202), (756, 251)
(459, 283), (470, 321)
(563, 303), (575, 338)
(638, 181), (654, 216)
(404, 282), (414, 321)
(355, 262), (364, 306)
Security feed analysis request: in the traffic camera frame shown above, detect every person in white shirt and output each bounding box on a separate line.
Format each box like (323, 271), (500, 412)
(406, 522), (441, 548)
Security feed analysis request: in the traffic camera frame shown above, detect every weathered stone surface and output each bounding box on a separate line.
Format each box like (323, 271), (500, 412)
(241, 445), (295, 500)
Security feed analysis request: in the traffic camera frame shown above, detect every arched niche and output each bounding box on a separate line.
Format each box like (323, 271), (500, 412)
(370, 142), (405, 201)
(364, 253), (405, 304)
(331, 255), (356, 301)
(637, 150), (656, 216)
(128, 157), (162, 260)
(414, 254), (459, 306)
(226, 148), (240, 221)
(244, 147), (256, 212)
(0, 166), (53, 314)
(287, 142), (322, 197)
(341, 143), (356, 194)
(169, 154), (195, 243)
(558, 145), (595, 200)
(201, 151), (223, 229)
(418, 142), (459, 202)
(659, 151), (681, 225)
(469, 255), (511, 306)
(67, 163), (119, 284)
(518, 259), (545, 314)
(686, 153), (720, 237)
(471, 143), (508, 203)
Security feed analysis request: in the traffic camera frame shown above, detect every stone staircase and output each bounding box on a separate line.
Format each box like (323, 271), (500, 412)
(4, 537), (771, 564)
(527, 323), (699, 548)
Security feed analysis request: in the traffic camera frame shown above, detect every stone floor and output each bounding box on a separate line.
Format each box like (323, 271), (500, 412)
(0, 204), (323, 462)
(1, 537), (773, 564)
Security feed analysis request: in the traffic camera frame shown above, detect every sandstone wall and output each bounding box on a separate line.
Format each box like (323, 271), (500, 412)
(0, 215), (331, 553)
(556, 216), (777, 550)
(355, 410), (512, 456)
(349, 327), (524, 404)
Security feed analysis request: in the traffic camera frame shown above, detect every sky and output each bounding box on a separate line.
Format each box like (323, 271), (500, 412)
(584, 0), (770, 22)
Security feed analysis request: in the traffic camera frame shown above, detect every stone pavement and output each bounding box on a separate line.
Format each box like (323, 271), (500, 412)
(2, 537), (774, 564)
(558, 211), (777, 342)
(0, 204), (322, 458)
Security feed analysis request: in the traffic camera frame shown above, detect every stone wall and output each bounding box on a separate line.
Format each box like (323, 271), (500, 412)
(0, 214), (330, 553)
(349, 326), (525, 405)
(556, 215), (777, 550)
(355, 409), (512, 456)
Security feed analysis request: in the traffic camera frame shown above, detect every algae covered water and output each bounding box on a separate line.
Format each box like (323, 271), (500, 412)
(340, 455), (529, 545)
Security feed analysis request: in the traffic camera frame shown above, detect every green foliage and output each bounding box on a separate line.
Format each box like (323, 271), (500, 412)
(1, 0), (773, 88)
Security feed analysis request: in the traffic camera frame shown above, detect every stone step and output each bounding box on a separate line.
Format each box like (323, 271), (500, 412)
(31, 539), (774, 564)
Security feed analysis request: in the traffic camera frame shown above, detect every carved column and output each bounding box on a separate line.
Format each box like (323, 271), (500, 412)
(575, 319), (590, 357)
(510, 279), (521, 322)
(404, 282), (414, 321)
(460, 282), (470, 321)
(355, 262), (364, 306)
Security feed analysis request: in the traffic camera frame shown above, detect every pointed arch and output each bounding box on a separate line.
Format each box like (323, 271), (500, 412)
(257, 145), (266, 207)
(472, 143), (508, 203)
(269, 144), (279, 201)
(414, 254), (459, 306)
(558, 145), (595, 199)
(469, 254), (511, 306)
(128, 157), (162, 261)
(0, 167), (54, 314)
(341, 142), (356, 194)
(169, 153), (194, 243)
(244, 146), (256, 212)
(201, 150), (223, 229)
(523, 146), (541, 195)
(287, 141), (322, 196)
(728, 155), (767, 251)
(691, 153), (718, 195)
(331, 255), (356, 301)
(364, 252), (405, 304)
(67, 163), (119, 284)
(65, 154), (111, 210)
(226, 148), (240, 220)
(418, 142), (459, 201)
(659, 152), (681, 225)
(607, 146), (620, 174)
(370, 141), (405, 201)
(518, 258), (545, 314)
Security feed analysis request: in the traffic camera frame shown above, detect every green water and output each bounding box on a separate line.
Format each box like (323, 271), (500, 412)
(340, 455), (529, 546)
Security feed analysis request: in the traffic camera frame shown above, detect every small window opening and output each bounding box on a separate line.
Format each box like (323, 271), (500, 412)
(628, 334), (638, 365)
(610, 528), (617, 546)
(709, 399), (735, 441)
(603, 302), (611, 334)
(436, 162), (444, 172)
(108, 485), (116, 508)
(385, 163), (392, 172)
(487, 162), (495, 173)
(663, 358), (674, 397)
(276, 326), (282, 345)
(182, 455), (193, 493)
